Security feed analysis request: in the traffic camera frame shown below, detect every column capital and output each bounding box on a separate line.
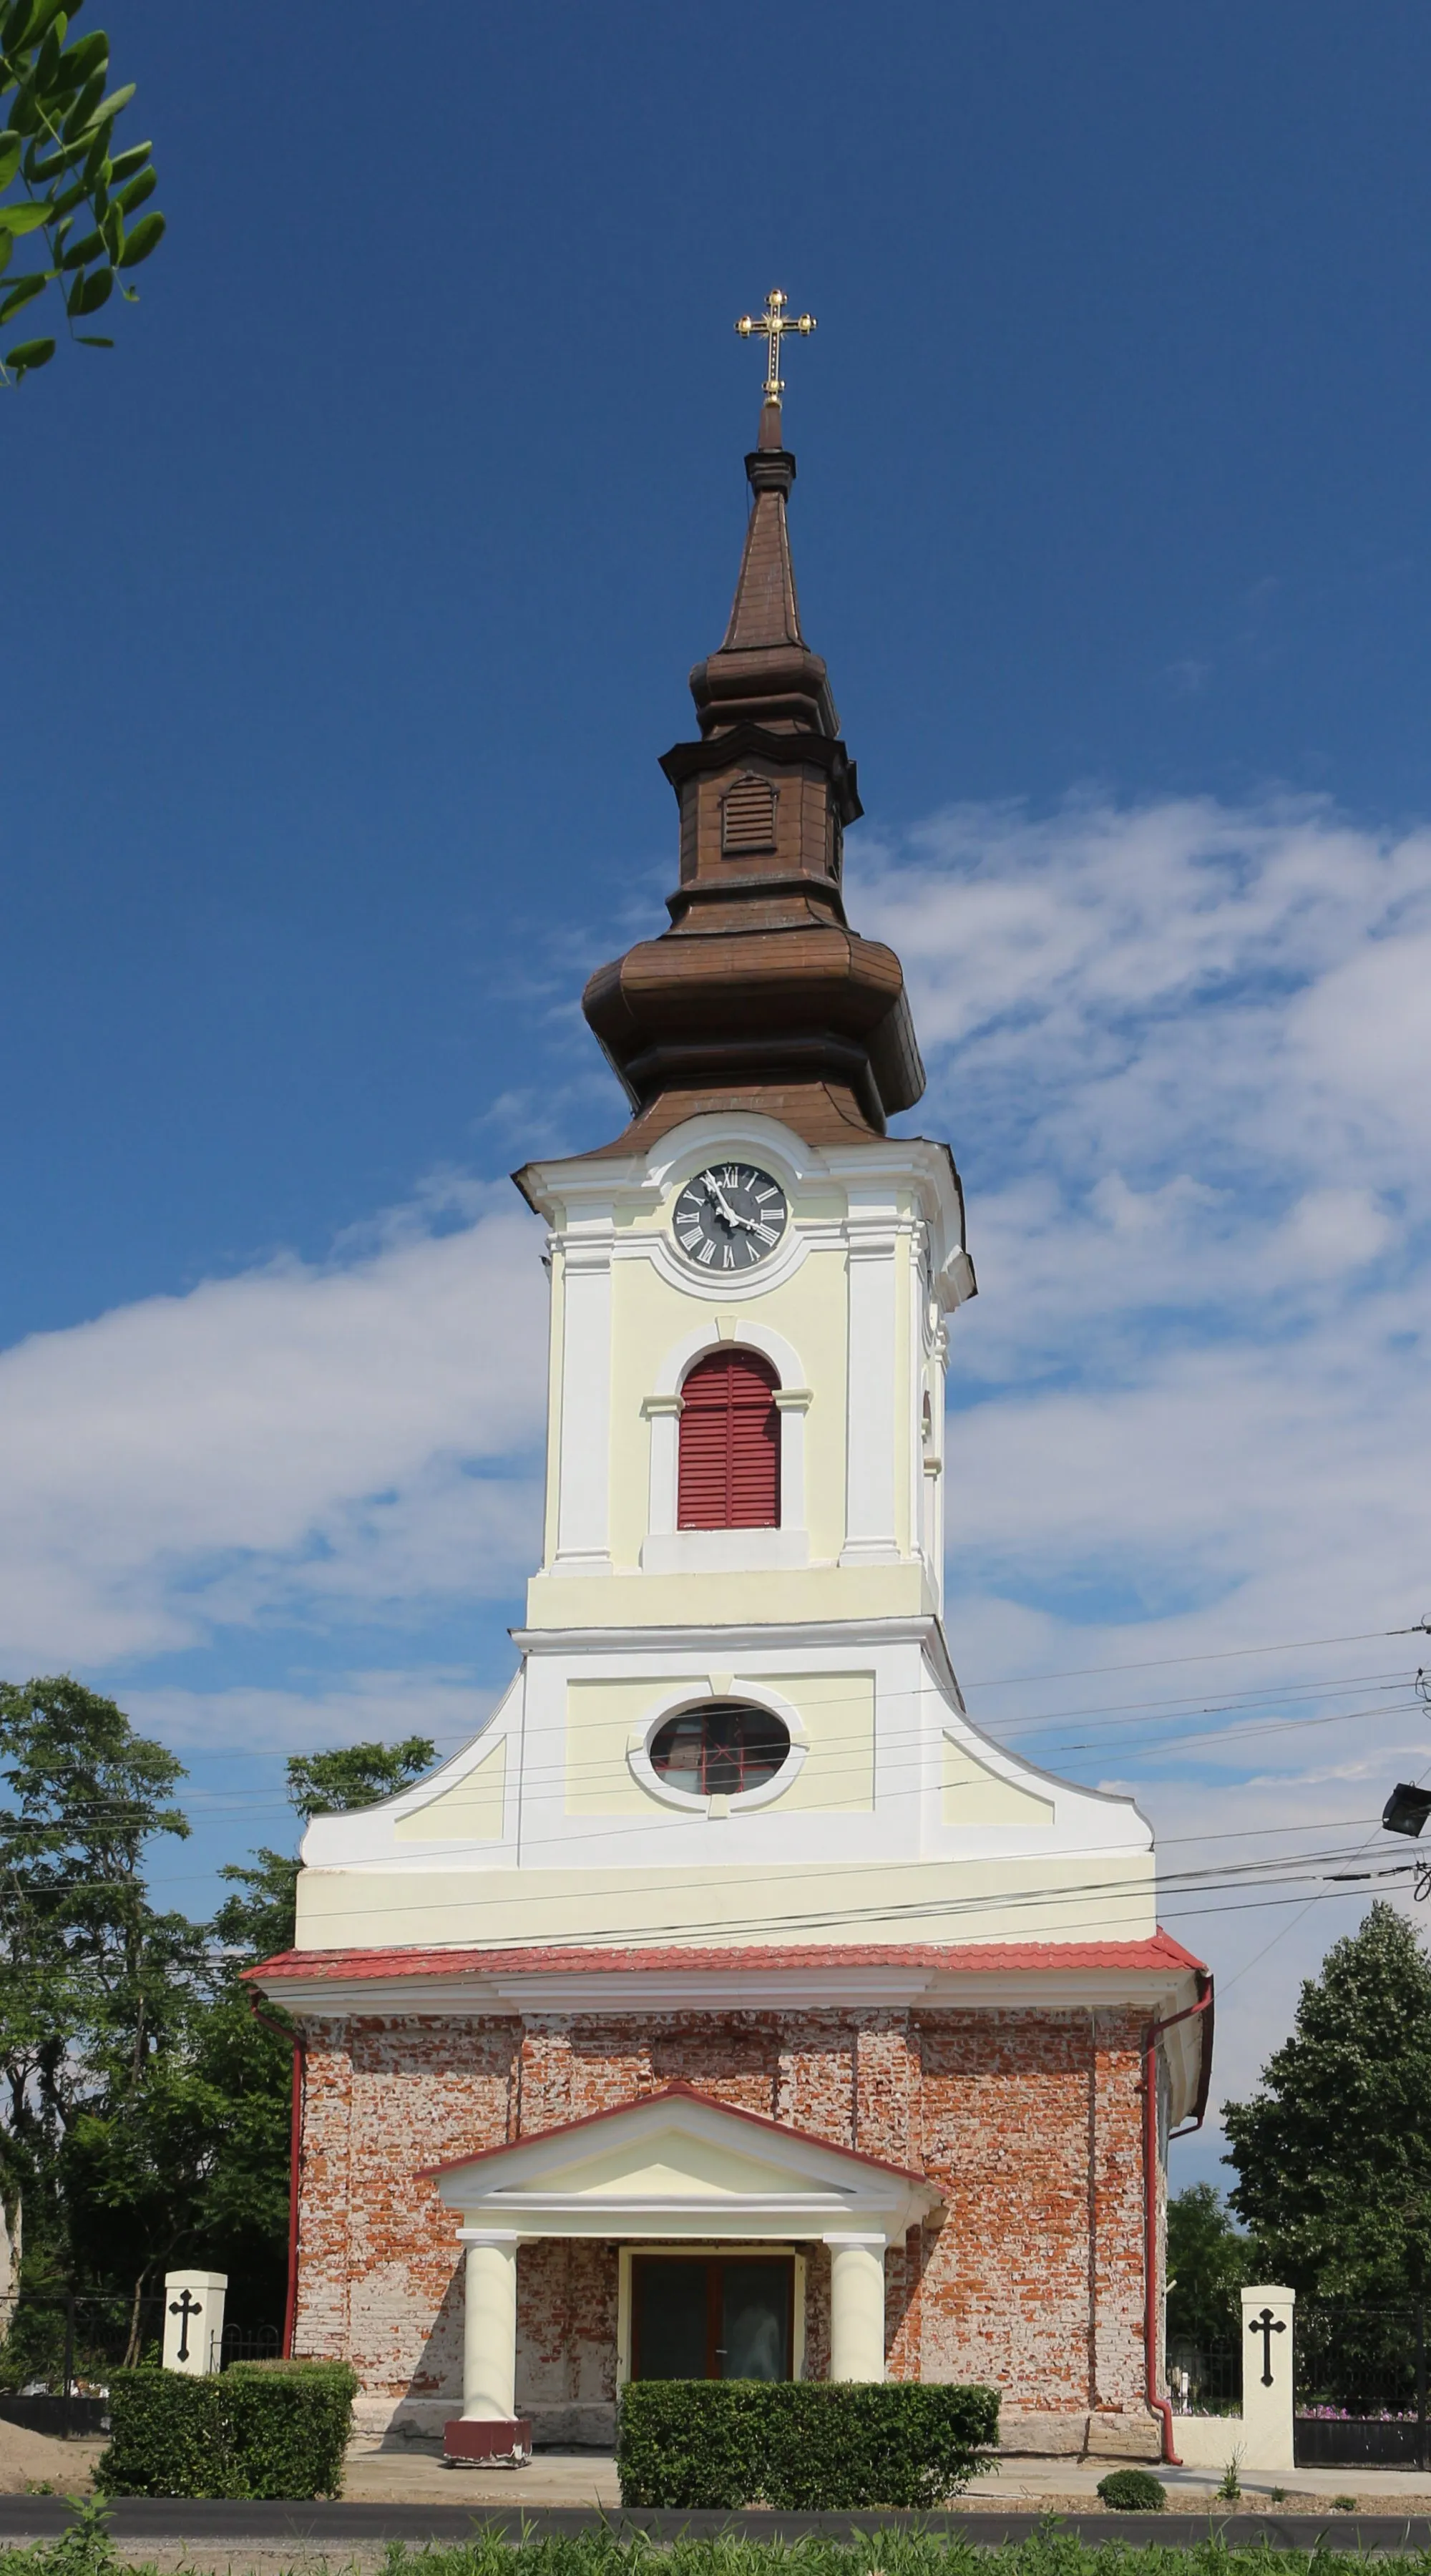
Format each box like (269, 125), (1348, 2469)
(456, 2227), (525, 2247)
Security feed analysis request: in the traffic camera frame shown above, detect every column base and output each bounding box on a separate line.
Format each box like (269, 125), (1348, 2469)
(442, 2418), (533, 2466)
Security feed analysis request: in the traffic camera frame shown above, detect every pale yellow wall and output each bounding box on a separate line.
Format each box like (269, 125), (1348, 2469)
(605, 1229), (851, 1568)
(294, 1848), (1158, 1952)
(775, 1671), (874, 1813)
(527, 1559), (936, 1633)
(564, 1671), (876, 1816)
(566, 1677), (692, 1815)
(394, 1740), (507, 1843)
(942, 1737), (1055, 1828)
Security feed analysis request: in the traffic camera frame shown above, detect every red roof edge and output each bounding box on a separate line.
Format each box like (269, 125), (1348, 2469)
(417, 2077), (929, 2188)
(244, 1928), (1206, 1985)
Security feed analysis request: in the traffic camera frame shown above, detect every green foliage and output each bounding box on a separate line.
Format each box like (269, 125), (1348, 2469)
(1166, 2183), (1256, 2343)
(287, 1736), (436, 1820)
(615, 2379), (999, 2510)
(0, 0), (162, 383)
(1095, 2469), (1166, 2510)
(95, 2360), (357, 2499)
(1222, 1901), (1431, 2299)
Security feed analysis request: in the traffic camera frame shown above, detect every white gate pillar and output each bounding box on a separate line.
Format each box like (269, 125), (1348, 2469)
(162, 2270), (226, 2375)
(826, 2235), (887, 2381)
(1241, 2284), (1296, 2471)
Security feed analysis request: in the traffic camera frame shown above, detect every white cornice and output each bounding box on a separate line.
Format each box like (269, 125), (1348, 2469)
(258, 1961), (1196, 2019)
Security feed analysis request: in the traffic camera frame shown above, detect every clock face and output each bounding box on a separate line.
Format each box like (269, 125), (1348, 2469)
(672, 1163), (790, 1274)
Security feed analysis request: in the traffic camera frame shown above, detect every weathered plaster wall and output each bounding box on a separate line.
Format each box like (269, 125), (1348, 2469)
(291, 2004), (1156, 2454)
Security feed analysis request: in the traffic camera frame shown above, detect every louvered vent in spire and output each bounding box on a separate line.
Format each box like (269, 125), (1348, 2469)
(721, 773), (778, 857)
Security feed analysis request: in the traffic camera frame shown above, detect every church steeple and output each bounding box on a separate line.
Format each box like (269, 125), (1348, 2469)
(581, 323), (925, 1155)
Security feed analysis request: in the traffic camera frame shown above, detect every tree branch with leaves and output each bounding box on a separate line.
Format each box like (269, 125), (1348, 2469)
(0, 0), (163, 386)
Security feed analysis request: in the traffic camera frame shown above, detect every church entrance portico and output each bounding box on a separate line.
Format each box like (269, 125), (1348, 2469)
(423, 2082), (941, 2441)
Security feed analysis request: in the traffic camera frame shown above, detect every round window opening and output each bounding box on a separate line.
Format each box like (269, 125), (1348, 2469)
(649, 1699), (791, 1799)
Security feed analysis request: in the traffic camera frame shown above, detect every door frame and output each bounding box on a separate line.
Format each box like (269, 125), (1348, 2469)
(617, 2244), (807, 2386)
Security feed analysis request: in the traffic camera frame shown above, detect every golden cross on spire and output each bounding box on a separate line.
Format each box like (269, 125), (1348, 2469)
(735, 287), (816, 405)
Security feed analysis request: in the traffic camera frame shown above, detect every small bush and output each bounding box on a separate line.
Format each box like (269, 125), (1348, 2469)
(95, 2360), (357, 2499)
(616, 2379), (999, 2510)
(1096, 2468), (1167, 2511)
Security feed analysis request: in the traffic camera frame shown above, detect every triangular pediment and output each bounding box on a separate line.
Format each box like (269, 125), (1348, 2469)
(421, 2082), (942, 2241)
(497, 2123), (830, 2203)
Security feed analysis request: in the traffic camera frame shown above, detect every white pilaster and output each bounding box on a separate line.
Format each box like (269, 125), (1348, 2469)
(552, 1222), (614, 1574)
(841, 1211), (899, 1563)
(826, 2235), (887, 2381)
(1240, 2285), (1295, 2471)
(773, 1385), (811, 1531)
(642, 1393), (683, 1537)
(459, 2232), (520, 2421)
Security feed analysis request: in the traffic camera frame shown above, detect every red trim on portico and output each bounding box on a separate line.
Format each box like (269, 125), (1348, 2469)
(418, 2077), (931, 2189)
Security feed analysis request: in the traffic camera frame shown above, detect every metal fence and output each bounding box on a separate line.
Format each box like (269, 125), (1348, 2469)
(1168, 2336), (1242, 2415)
(1295, 2301), (1429, 2469)
(0, 2290), (284, 2436)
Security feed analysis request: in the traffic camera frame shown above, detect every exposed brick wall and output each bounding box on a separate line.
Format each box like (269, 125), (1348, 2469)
(290, 2002), (1154, 2431)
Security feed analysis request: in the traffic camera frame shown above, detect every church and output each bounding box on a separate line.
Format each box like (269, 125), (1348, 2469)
(249, 297), (1212, 2469)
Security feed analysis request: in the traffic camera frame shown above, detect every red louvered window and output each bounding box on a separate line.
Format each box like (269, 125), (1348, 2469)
(677, 1350), (780, 1529)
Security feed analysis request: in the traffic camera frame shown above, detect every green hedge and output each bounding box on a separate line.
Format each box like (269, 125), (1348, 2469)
(94, 2360), (358, 2499)
(616, 2379), (1000, 2509)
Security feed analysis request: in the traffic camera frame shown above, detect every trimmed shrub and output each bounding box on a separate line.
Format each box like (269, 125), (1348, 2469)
(95, 2360), (357, 2499)
(1097, 2468), (1167, 2511)
(616, 2379), (1000, 2509)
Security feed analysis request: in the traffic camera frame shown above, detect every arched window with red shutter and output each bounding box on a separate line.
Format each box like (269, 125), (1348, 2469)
(677, 1350), (780, 1530)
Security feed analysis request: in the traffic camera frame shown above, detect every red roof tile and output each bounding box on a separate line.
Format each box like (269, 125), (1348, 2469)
(245, 1928), (1204, 1984)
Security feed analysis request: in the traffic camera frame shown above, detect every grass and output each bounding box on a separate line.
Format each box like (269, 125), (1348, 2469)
(4, 2516), (1431, 2576)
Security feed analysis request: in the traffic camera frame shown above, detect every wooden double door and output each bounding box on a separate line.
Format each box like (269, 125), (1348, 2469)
(630, 2253), (794, 2381)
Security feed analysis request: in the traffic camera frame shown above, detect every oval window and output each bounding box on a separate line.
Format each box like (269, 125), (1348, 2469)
(649, 1700), (790, 1798)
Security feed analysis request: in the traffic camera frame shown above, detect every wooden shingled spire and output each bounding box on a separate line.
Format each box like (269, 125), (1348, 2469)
(580, 363), (925, 1153)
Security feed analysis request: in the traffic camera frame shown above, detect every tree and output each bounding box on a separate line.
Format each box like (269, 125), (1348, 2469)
(1222, 1902), (1431, 2300)
(1166, 2182), (1254, 2345)
(0, 1688), (439, 2376)
(213, 1737), (436, 1961)
(0, 1675), (192, 2278)
(1, 0), (164, 386)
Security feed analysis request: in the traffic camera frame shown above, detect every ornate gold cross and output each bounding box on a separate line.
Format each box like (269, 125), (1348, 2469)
(735, 288), (816, 404)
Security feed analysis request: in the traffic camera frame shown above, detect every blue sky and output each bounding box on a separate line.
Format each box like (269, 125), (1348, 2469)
(5, 1), (1431, 2182)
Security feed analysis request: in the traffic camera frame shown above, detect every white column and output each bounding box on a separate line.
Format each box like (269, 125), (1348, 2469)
(826, 2235), (887, 2381)
(162, 2270), (228, 2376)
(1240, 2285), (1296, 2470)
(841, 1217), (899, 1563)
(552, 1226), (613, 1574)
(459, 2232), (519, 2421)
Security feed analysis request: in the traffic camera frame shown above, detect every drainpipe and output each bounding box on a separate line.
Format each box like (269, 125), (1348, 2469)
(249, 1998), (306, 2358)
(1141, 1980), (1214, 2467)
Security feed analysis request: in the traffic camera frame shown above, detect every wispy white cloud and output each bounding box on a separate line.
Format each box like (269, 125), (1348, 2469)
(0, 1201), (545, 1668)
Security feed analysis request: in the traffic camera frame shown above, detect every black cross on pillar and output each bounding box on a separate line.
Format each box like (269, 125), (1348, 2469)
(168, 2287), (202, 2364)
(1247, 2304), (1286, 2387)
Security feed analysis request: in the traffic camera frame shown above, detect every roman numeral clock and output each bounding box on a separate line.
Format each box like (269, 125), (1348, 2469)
(672, 1163), (789, 1272)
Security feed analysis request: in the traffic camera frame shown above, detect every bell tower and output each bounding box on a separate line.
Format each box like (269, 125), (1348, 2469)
(293, 301), (1153, 1959)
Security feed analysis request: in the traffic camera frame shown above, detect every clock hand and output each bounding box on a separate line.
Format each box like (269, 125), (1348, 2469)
(701, 1174), (744, 1229)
